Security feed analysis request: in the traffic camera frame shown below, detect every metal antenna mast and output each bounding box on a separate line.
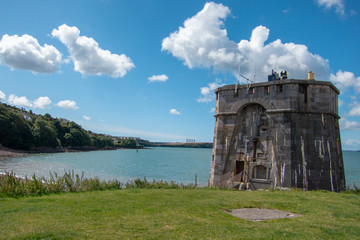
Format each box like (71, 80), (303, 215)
(235, 63), (256, 94)
(235, 64), (241, 94)
(239, 72), (255, 92)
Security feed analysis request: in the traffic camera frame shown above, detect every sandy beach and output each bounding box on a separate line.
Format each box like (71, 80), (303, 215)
(0, 146), (118, 160)
(0, 148), (27, 159)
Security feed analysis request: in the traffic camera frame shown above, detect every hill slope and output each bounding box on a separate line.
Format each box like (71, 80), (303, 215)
(0, 103), (213, 151)
(0, 103), (115, 151)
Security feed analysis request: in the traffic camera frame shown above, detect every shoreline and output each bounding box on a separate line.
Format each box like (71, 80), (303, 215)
(0, 144), (211, 159)
(0, 148), (28, 159)
(0, 146), (119, 160)
(0, 146), (152, 160)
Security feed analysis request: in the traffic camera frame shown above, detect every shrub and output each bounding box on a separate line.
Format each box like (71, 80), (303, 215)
(125, 178), (195, 189)
(0, 171), (196, 198)
(346, 183), (360, 194)
(0, 170), (122, 198)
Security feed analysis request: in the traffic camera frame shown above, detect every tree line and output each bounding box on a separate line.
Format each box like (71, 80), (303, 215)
(0, 103), (212, 151)
(0, 103), (120, 150)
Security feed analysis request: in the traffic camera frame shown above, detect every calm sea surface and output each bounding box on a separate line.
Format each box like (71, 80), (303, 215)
(0, 147), (212, 184)
(0, 147), (359, 186)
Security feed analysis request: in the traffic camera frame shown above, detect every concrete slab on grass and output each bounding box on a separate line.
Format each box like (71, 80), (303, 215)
(225, 208), (302, 222)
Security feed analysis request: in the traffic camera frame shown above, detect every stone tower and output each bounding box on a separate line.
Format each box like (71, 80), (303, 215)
(209, 77), (346, 192)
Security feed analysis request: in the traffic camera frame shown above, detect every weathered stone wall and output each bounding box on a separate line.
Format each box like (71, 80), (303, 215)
(210, 79), (345, 192)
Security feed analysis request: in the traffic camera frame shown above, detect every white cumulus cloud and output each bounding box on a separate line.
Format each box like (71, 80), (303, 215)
(83, 115), (91, 121)
(33, 96), (52, 109)
(338, 99), (344, 107)
(8, 94), (53, 109)
(8, 94), (54, 109)
(169, 108), (180, 115)
(56, 100), (79, 110)
(148, 74), (168, 83)
(52, 24), (135, 78)
(344, 139), (360, 148)
(197, 80), (224, 103)
(340, 118), (360, 131)
(349, 102), (360, 116)
(8, 94), (33, 108)
(330, 70), (360, 93)
(162, 2), (330, 82)
(316, 0), (345, 15)
(0, 34), (62, 73)
(0, 90), (6, 101)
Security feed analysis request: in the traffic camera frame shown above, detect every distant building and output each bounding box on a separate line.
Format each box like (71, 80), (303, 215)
(59, 118), (70, 124)
(186, 139), (196, 143)
(21, 113), (31, 121)
(210, 73), (345, 192)
(114, 136), (140, 140)
(112, 136), (141, 145)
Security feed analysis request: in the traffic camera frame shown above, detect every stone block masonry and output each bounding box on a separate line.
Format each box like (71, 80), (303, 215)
(209, 79), (345, 192)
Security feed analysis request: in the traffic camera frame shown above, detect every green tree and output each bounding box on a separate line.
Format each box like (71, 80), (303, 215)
(53, 119), (65, 145)
(14, 114), (34, 149)
(63, 133), (73, 147)
(32, 119), (59, 148)
(91, 135), (115, 148)
(69, 128), (91, 147)
(119, 139), (137, 148)
(0, 106), (34, 149)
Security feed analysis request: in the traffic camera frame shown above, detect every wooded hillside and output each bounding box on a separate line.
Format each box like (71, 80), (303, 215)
(0, 103), (115, 150)
(0, 103), (212, 151)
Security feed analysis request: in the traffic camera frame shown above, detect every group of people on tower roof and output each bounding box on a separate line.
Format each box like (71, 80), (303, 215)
(268, 70), (287, 81)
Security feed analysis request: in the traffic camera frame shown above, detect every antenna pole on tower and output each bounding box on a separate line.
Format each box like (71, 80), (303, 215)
(235, 64), (241, 94)
(234, 64), (256, 94)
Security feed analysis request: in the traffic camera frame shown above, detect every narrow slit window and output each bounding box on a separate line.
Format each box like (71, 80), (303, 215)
(264, 86), (270, 95)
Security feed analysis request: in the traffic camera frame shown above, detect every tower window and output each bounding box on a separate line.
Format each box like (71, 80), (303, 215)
(264, 86), (270, 95)
(299, 84), (307, 93)
(252, 165), (267, 179)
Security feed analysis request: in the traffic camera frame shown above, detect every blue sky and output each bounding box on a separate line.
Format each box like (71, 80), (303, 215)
(0, 0), (359, 149)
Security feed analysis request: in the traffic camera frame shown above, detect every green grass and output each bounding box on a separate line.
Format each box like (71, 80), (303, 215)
(0, 189), (359, 239)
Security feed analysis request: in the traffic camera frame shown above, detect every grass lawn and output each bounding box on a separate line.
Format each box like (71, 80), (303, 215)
(0, 189), (359, 239)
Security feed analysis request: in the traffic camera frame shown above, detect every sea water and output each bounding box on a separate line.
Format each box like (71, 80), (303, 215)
(0, 147), (359, 186)
(0, 147), (212, 185)
(343, 151), (360, 186)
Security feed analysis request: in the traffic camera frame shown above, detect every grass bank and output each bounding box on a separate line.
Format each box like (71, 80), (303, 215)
(0, 189), (359, 239)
